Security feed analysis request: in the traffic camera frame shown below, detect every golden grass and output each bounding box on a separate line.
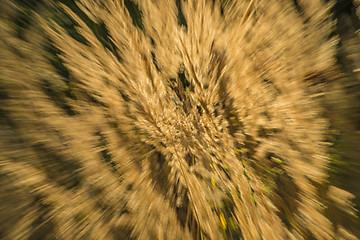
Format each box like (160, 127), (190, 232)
(0, 0), (359, 239)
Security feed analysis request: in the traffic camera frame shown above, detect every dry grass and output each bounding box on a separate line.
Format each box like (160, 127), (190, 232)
(0, 0), (359, 239)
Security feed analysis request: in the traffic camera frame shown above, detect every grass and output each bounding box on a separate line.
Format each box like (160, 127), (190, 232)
(1, 0), (359, 239)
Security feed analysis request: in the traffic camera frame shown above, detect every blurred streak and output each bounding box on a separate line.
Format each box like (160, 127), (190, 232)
(0, 0), (359, 239)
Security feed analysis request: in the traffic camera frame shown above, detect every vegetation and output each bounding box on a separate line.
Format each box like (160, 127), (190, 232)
(1, 0), (360, 239)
